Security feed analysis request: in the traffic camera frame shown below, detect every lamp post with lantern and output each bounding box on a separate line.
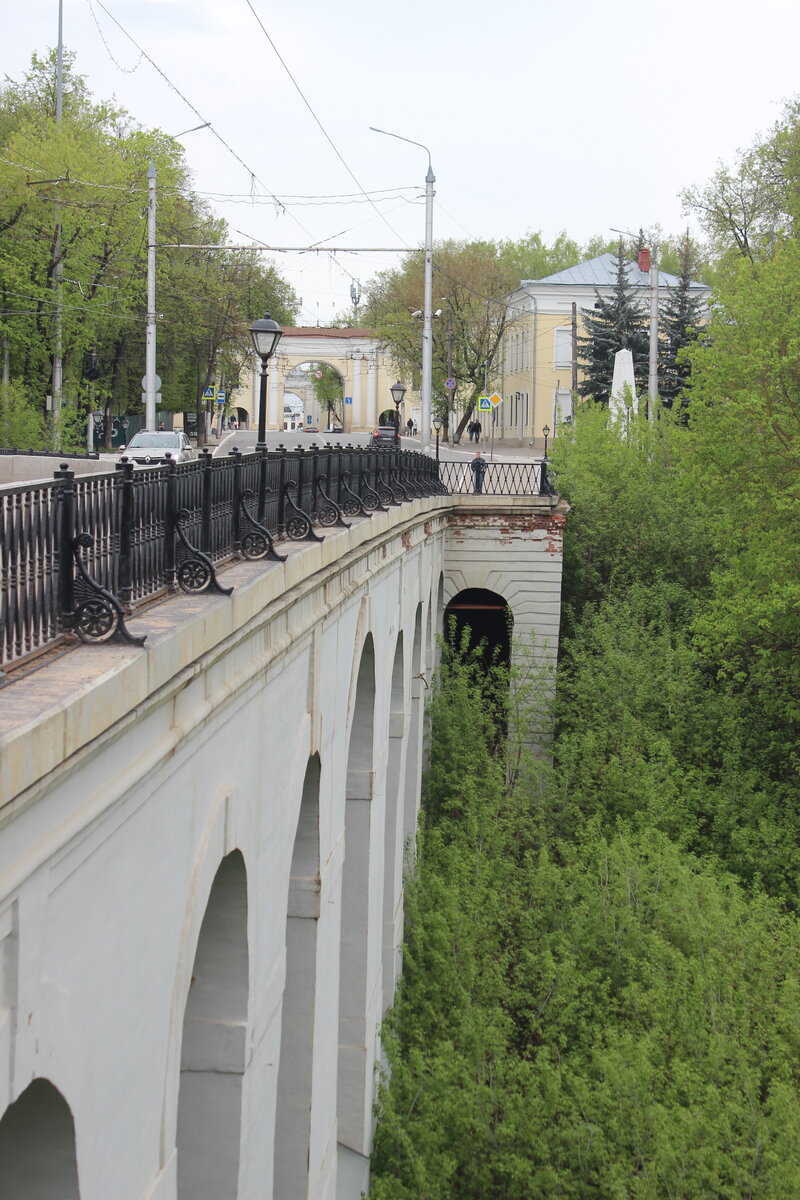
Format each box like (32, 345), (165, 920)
(249, 312), (283, 518)
(389, 379), (406, 442)
(432, 413), (442, 465)
(542, 423), (550, 459)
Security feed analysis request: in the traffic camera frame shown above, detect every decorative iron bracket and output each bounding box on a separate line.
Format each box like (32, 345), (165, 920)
(239, 489), (287, 562)
(376, 468), (402, 506)
(175, 509), (233, 595)
(72, 532), (146, 646)
(283, 482), (324, 542)
(316, 475), (350, 529)
(389, 468), (414, 502)
(339, 472), (372, 518)
(359, 471), (388, 513)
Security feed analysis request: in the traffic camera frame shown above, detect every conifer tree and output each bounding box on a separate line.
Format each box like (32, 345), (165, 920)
(577, 242), (648, 404)
(659, 235), (707, 411)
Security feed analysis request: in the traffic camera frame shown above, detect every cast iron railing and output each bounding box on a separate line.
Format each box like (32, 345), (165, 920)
(0, 445), (551, 675)
(0, 444), (442, 673)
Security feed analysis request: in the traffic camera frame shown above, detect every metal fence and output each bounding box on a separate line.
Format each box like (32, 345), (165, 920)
(438, 458), (552, 496)
(0, 444), (444, 673)
(0, 446), (551, 675)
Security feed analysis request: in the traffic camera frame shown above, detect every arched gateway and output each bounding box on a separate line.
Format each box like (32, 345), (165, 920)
(232, 327), (411, 435)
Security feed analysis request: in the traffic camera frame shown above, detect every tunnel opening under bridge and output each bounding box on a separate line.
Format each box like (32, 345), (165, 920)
(444, 588), (512, 673)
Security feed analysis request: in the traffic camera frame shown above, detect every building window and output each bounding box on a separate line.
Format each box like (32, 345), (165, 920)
(554, 327), (572, 369)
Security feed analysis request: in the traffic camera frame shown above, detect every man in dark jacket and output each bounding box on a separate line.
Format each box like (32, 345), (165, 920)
(471, 450), (487, 493)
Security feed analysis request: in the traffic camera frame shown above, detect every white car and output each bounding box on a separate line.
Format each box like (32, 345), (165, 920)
(119, 430), (195, 466)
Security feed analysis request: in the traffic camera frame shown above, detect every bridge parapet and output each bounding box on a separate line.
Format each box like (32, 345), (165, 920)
(0, 484), (564, 1200)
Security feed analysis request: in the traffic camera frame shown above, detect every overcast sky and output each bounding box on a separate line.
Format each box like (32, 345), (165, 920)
(6, 0), (800, 324)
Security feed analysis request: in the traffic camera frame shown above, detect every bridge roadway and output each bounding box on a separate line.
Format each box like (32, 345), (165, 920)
(0, 487), (567, 1200)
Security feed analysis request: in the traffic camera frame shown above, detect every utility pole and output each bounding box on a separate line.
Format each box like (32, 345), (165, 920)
(445, 298), (453, 443)
(571, 302), (578, 395)
(145, 162), (157, 431)
(350, 280), (361, 325)
(52, 0), (64, 438)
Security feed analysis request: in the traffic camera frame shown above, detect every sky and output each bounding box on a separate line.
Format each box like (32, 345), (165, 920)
(5, 0), (800, 325)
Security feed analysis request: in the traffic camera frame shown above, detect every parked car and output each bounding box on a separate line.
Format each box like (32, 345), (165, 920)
(372, 425), (398, 444)
(118, 430), (195, 465)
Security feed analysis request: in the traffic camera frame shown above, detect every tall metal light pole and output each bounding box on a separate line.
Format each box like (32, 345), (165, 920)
(370, 127), (435, 453)
(145, 161), (157, 431)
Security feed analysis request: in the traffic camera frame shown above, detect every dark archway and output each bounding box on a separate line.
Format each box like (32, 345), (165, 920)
(0, 1078), (80, 1198)
(445, 588), (512, 671)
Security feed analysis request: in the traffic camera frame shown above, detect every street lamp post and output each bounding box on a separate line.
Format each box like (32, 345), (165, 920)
(370, 126), (434, 454)
(542, 423), (550, 459)
(389, 379), (406, 443)
(249, 312), (283, 519)
(433, 413), (442, 465)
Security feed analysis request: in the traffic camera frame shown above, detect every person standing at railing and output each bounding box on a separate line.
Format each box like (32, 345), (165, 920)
(471, 449), (487, 494)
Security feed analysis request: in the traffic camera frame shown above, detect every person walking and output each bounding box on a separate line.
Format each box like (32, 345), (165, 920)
(471, 449), (487, 494)
(473, 418), (482, 443)
(406, 417), (414, 437)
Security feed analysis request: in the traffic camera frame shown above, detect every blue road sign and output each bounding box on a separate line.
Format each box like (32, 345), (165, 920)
(445, 377), (456, 389)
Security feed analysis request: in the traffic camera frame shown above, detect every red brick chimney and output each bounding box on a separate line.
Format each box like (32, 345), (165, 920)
(637, 247), (651, 273)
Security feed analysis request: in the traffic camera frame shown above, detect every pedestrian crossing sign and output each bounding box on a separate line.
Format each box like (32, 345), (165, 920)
(478, 395), (492, 411)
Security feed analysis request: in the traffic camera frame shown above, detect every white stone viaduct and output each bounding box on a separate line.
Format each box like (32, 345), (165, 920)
(0, 491), (567, 1200)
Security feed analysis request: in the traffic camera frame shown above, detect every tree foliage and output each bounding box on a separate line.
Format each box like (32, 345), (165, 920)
(682, 96), (800, 264)
(0, 52), (297, 449)
(371, 226), (800, 1195)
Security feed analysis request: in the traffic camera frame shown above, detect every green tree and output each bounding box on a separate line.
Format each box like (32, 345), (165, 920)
(364, 238), (516, 439)
(308, 362), (343, 427)
(682, 97), (800, 264)
(658, 234), (708, 410)
(577, 243), (649, 404)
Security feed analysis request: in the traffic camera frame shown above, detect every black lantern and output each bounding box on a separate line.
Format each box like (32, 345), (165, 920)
(249, 312), (284, 448)
(389, 379), (406, 441)
(542, 423), (550, 459)
(432, 413), (443, 464)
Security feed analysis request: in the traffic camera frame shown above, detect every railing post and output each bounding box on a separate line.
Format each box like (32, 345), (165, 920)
(115, 457), (135, 608)
(55, 462), (76, 632)
(230, 447), (243, 557)
(307, 446), (319, 521)
(277, 447), (288, 535)
(163, 456), (178, 591)
(200, 447), (213, 553)
(257, 444), (269, 523)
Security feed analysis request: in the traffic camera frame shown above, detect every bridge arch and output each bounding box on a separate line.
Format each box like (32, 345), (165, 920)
(381, 632), (406, 1008)
(274, 753), (321, 1198)
(176, 848), (249, 1200)
(337, 632), (377, 1195)
(0, 1077), (80, 1198)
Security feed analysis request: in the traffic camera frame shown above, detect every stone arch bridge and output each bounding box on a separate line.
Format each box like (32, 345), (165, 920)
(0, 487), (567, 1199)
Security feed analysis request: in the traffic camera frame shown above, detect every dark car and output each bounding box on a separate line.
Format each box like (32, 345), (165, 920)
(118, 430), (195, 465)
(372, 425), (398, 444)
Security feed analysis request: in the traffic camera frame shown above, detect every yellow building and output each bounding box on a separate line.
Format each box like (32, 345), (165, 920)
(499, 253), (711, 443)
